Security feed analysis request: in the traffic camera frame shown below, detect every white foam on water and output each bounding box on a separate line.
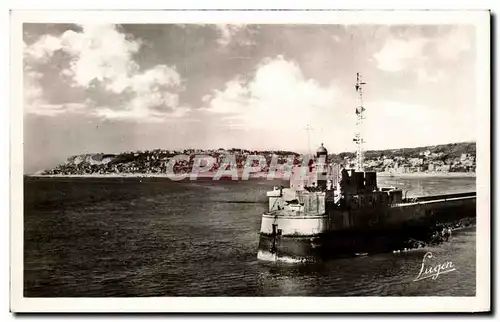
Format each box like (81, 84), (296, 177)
(256, 250), (308, 263)
(257, 250), (277, 262)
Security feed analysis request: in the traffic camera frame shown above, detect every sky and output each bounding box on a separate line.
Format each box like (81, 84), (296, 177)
(23, 23), (477, 173)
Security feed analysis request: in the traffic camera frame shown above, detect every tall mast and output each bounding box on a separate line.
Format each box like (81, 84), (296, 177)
(305, 124), (314, 156)
(353, 72), (366, 171)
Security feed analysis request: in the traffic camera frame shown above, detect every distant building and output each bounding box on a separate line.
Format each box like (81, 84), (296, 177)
(441, 165), (451, 172)
(383, 159), (394, 166)
(420, 150), (431, 157)
(430, 152), (444, 159)
(409, 158), (423, 166)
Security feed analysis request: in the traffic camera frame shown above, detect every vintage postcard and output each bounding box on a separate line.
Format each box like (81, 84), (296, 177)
(10, 10), (490, 313)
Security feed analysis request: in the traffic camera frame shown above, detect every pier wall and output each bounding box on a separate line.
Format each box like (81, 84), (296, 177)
(386, 196), (476, 226)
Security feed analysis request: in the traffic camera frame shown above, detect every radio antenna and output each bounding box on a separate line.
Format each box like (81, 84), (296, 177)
(305, 124), (314, 156)
(353, 73), (366, 171)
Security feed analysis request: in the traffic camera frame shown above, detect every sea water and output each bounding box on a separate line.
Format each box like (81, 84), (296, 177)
(23, 175), (476, 297)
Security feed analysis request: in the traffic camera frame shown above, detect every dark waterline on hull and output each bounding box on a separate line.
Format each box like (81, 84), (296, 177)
(258, 219), (476, 263)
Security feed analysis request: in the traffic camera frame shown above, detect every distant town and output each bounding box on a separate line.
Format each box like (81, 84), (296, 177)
(335, 141), (476, 174)
(39, 142), (476, 176)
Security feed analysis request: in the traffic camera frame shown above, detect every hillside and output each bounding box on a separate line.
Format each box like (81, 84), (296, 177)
(330, 142), (476, 163)
(330, 142), (476, 173)
(40, 142), (476, 176)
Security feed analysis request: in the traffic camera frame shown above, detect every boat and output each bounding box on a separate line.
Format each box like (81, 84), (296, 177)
(256, 73), (476, 262)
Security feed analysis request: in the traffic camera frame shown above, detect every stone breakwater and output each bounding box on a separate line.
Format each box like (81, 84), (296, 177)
(396, 217), (476, 253)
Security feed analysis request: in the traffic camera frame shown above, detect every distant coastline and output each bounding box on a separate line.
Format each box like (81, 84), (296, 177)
(34, 142), (476, 178)
(377, 172), (476, 178)
(27, 172), (476, 179)
(26, 172), (271, 179)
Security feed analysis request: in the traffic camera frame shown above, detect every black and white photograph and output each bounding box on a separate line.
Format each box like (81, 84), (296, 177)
(10, 9), (491, 313)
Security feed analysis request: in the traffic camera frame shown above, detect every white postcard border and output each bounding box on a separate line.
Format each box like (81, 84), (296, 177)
(9, 9), (491, 313)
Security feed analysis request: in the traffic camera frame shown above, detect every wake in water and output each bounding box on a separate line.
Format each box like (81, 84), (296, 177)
(395, 217), (476, 253)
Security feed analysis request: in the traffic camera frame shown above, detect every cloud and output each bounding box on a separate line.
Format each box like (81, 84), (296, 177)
(214, 24), (257, 47)
(435, 27), (472, 60)
(95, 105), (190, 123)
(364, 100), (474, 149)
(416, 69), (446, 84)
(23, 24), (187, 121)
(23, 68), (44, 112)
(373, 26), (474, 83)
(24, 66), (88, 116)
(24, 35), (64, 63)
(215, 24), (244, 46)
(58, 24), (142, 91)
(202, 56), (339, 130)
(373, 37), (428, 72)
(202, 55), (473, 152)
(332, 35), (341, 43)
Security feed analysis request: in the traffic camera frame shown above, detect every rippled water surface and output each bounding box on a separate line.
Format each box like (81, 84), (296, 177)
(24, 176), (476, 297)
